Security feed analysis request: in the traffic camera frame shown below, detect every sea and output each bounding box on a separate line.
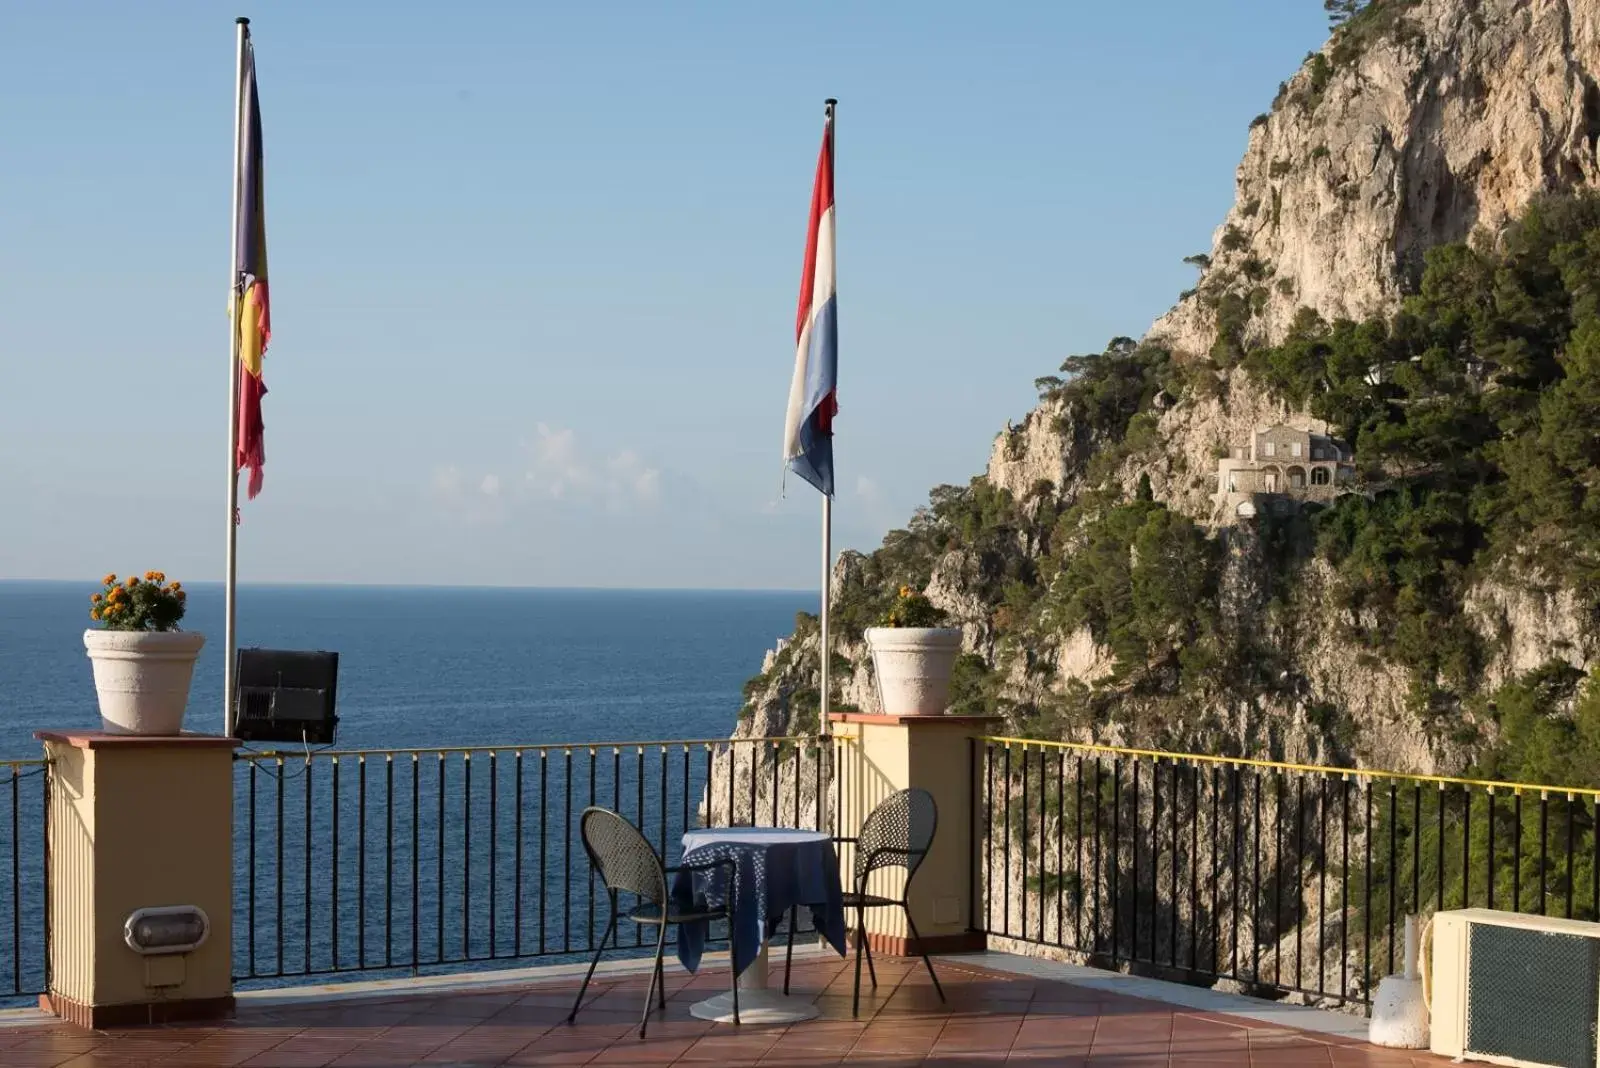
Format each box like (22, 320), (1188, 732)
(0, 581), (812, 1000)
(0, 582), (809, 756)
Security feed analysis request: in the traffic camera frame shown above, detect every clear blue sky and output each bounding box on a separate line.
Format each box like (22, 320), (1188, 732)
(0, 2), (1327, 589)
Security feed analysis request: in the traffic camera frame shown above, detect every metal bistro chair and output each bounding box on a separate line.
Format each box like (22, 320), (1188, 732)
(567, 807), (740, 1038)
(782, 787), (946, 1016)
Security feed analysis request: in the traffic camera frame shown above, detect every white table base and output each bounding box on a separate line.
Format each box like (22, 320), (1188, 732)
(688, 942), (819, 1024)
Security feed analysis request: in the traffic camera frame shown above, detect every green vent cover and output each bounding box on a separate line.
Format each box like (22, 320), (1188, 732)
(1466, 922), (1600, 1068)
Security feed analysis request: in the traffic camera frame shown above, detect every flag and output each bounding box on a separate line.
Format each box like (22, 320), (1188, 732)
(234, 29), (270, 499)
(782, 109), (837, 497)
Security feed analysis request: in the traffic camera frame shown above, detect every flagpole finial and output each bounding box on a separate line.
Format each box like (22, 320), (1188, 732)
(236, 16), (250, 25)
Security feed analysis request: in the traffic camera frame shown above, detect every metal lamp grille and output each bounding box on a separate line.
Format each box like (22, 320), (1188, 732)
(1466, 922), (1600, 1068)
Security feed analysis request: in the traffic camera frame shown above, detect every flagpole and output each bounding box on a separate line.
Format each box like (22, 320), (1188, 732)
(224, 16), (249, 738)
(818, 97), (836, 738)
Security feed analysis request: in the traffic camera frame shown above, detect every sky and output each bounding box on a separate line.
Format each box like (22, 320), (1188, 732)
(0, 2), (1329, 590)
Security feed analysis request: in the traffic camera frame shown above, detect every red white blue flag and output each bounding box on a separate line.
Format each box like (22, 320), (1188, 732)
(782, 105), (837, 497)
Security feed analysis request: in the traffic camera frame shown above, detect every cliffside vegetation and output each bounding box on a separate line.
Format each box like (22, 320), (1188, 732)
(747, 191), (1600, 789)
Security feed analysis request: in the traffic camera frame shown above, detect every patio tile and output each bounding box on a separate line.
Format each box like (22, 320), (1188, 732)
(0, 955), (1472, 1067)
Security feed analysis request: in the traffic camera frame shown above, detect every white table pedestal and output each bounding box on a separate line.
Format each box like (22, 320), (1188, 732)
(688, 942), (819, 1024)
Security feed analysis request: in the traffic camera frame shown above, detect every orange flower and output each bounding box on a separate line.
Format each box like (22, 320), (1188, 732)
(89, 607), (102, 621)
(90, 593), (102, 603)
(101, 573), (116, 586)
(898, 585), (911, 598)
(125, 577), (138, 589)
(106, 587), (124, 602)
(176, 590), (187, 601)
(168, 582), (181, 593)
(145, 571), (166, 584)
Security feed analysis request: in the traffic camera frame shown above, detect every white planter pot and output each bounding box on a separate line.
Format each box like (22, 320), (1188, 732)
(83, 629), (206, 736)
(864, 626), (964, 716)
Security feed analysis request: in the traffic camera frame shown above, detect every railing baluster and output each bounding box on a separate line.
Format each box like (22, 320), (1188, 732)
(1020, 744), (1029, 944)
(1340, 776), (1349, 1001)
(489, 751), (497, 958)
(411, 754), (420, 969)
(437, 753), (446, 963)
(1058, 751), (1066, 949)
(514, 750), (523, 958)
(1169, 760), (1178, 969)
(1363, 779), (1372, 1000)
(276, 755), (285, 977)
(385, 755), (393, 969)
(1540, 791), (1550, 915)
(357, 756), (366, 970)
(1003, 744), (1012, 939)
(332, 757), (340, 971)
(249, 759), (257, 977)
(1514, 790), (1523, 913)
(1385, 780), (1396, 975)
(1111, 758), (1121, 963)
(1251, 770), (1261, 982)
(1487, 788), (1497, 911)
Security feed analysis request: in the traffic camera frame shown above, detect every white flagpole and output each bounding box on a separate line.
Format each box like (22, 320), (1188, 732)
(818, 98), (836, 737)
(224, 16), (249, 738)
(820, 494), (832, 732)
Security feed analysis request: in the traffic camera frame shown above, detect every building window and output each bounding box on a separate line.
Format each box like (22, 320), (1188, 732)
(1312, 467), (1330, 486)
(1263, 442), (1276, 458)
(1264, 473), (1277, 492)
(1228, 473), (1238, 493)
(1291, 442), (1302, 458)
(1290, 469), (1306, 489)
(1311, 447), (1323, 460)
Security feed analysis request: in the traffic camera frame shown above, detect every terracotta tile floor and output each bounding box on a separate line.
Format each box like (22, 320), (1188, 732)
(0, 956), (1462, 1066)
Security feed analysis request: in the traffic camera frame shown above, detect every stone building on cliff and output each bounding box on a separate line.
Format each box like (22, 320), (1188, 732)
(1215, 424), (1354, 520)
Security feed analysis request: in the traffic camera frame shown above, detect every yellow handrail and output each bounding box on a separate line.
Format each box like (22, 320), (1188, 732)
(977, 735), (1600, 800)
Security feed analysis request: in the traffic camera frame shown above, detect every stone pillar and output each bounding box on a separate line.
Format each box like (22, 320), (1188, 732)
(827, 712), (997, 955)
(37, 731), (237, 1027)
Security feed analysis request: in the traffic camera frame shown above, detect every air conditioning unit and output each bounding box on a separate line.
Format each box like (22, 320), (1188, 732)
(1431, 908), (1600, 1068)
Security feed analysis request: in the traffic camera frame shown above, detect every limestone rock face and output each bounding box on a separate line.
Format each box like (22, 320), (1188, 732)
(1150, 0), (1600, 359)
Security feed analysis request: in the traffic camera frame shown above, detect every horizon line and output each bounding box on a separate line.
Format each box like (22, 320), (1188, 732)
(0, 577), (817, 595)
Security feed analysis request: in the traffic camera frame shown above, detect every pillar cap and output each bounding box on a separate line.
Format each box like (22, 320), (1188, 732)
(827, 712), (1005, 727)
(35, 730), (241, 750)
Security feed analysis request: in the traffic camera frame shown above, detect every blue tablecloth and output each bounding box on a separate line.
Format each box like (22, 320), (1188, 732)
(672, 827), (848, 976)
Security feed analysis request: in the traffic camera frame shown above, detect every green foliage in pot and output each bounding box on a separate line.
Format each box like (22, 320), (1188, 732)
(89, 571), (187, 632)
(880, 585), (948, 629)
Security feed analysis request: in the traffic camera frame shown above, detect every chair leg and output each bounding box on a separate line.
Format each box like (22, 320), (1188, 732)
(568, 912), (616, 1023)
(851, 905), (867, 1018)
(902, 904), (945, 1002)
(655, 950), (668, 1011)
(783, 906), (797, 995)
(861, 916), (878, 989)
(729, 911), (741, 1026)
(640, 924), (669, 1040)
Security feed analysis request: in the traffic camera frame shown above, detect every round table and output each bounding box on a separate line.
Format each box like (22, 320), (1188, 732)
(675, 827), (844, 1025)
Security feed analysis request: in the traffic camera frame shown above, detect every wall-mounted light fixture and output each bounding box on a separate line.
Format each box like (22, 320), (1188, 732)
(123, 906), (209, 956)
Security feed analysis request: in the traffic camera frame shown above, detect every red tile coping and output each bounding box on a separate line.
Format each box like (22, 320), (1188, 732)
(35, 729), (241, 750)
(827, 712), (1004, 727)
(9, 955), (1459, 1066)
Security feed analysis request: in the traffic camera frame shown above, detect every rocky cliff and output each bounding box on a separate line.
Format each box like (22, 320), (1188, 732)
(1151, 0), (1600, 359)
(735, 0), (1600, 783)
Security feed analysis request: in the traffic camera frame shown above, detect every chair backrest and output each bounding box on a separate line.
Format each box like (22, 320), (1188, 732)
(854, 787), (938, 888)
(579, 807), (667, 905)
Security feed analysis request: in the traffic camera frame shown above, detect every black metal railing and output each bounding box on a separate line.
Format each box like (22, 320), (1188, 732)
(232, 736), (832, 984)
(975, 737), (1600, 1010)
(0, 759), (49, 1004)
